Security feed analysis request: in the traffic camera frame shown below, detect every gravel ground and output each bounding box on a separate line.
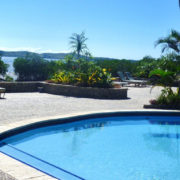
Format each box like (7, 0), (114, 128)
(0, 86), (167, 125)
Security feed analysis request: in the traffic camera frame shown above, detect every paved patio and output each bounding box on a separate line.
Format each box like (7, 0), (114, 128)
(0, 86), (166, 125)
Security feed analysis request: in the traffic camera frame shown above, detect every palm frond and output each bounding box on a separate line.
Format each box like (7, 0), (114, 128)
(161, 45), (169, 53)
(69, 31), (89, 58)
(69, 41), (77, 45)
(69, 37), (77, 41)
(155, 33), (180, 53)
(171, 29), (180, 41)
(155, 37), (170, 46)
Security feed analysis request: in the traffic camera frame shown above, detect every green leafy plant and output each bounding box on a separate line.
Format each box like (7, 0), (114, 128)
(0, 57), (9, 76)
(95, 59), (138, 77)
(149, 69), (175, 87)
(13, 53), (59, 81)
(87, 68), (112, 88)
(149, 69), (180, 107)
(50, 58), (113, 88)
(5, 75), (14, 82)
(156, 88), (180, 107)
(51, 71), (76, 84)
(135, 56), (157, 78)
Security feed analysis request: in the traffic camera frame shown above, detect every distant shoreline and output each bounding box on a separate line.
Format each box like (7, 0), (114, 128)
(0, 50), (137, 61)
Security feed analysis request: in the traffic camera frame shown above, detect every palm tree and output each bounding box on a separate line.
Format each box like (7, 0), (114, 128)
(155, 30), (180, 54)
(69, 32), (88, 59)
(155, 30), (180, 96)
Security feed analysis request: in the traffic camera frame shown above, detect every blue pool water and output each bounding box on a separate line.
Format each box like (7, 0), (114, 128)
(1, 115), (180, 180)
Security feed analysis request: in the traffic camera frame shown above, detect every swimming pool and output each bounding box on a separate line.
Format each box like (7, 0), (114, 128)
(0, 112), (180, 180)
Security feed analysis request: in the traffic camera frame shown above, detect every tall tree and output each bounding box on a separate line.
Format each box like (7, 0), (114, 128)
(69, 32), (88, 59)
(155, 30), (180, 95)
(155, 30), (180, 54)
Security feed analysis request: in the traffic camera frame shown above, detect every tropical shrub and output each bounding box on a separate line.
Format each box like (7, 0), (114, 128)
(149, 69), (180, 107)
(149, 69), (176, 87)
(51, 57), (113, 88)
(157, 53), (180, 73)
(5, 75), (14, 82)
(51, 68), (112, 88)
(135, 56), (157, 78)
(56, 55), (76, 72)
(82, 67), (112, 88)
(51, 71), (76, 84)
(135, 54), (180, 80)
(13, 53), (59, 81)
(154, 88), (180, 107)
(95, 59), (138, 76)
(0, 57), (9, 76)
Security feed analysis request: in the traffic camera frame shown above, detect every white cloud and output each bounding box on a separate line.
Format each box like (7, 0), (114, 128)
(39, 49), (70, 54)
(0, 47), (71, 54)
(0, 47), (43, 52)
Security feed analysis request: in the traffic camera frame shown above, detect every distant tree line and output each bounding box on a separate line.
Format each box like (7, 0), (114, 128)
(0, 31), (179, 83)
(0, 57), (8, 77)
(9, 53), (180, 82)
(13, 53), (59, 81)
(12, 53), (139, 81)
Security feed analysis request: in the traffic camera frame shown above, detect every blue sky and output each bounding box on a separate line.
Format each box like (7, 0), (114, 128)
(0, 0), (180, 60)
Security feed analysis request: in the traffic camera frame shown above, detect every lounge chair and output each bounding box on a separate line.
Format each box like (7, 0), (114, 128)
(112, 81), (128, 87)
(124, 72), (147, 86)
(111, 76), (128, 87)
(0, 87), (6, 98)
(117, 71), (146, 86)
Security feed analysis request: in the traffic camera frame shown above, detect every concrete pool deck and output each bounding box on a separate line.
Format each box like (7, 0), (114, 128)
(0, 86), (179, 180)
(0, 86), (169, 125)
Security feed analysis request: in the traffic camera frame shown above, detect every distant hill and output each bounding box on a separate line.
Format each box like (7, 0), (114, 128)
(0, 50), (137, 61)
(0, 51), (67, 60)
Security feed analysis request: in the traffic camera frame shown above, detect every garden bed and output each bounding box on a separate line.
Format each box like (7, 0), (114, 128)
(0, 82), (128, 99)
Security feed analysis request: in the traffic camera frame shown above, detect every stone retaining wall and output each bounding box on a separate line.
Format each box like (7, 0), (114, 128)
(0, 82), (128, 99)
(41, 83), (128, 99)
(0, 82), (41, 92)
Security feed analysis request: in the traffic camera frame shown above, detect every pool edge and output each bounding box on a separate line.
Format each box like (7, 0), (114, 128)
(1, 110), (180, 141)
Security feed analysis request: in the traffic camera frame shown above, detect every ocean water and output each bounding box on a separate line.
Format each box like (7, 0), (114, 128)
(1, 116), (180, 180)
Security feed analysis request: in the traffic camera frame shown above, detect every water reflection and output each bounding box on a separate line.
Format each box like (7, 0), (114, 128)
(149, 120), (180, 125)
(151, 133), (180, 139)
(4, 120), (108, 146)
(62, 121), (106, 133)
(61, 121), (107, 155)
(144, 122), (180, 161)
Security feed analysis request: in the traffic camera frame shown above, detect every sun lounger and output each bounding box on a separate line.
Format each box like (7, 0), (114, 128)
(112, 81), (128, 87)
(117, 71), (147, 86)
(124, 72), (147, 86)
(0, 87), (6, 98)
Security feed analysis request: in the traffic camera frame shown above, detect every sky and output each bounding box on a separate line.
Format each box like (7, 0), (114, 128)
(0, 0), (180, 60)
